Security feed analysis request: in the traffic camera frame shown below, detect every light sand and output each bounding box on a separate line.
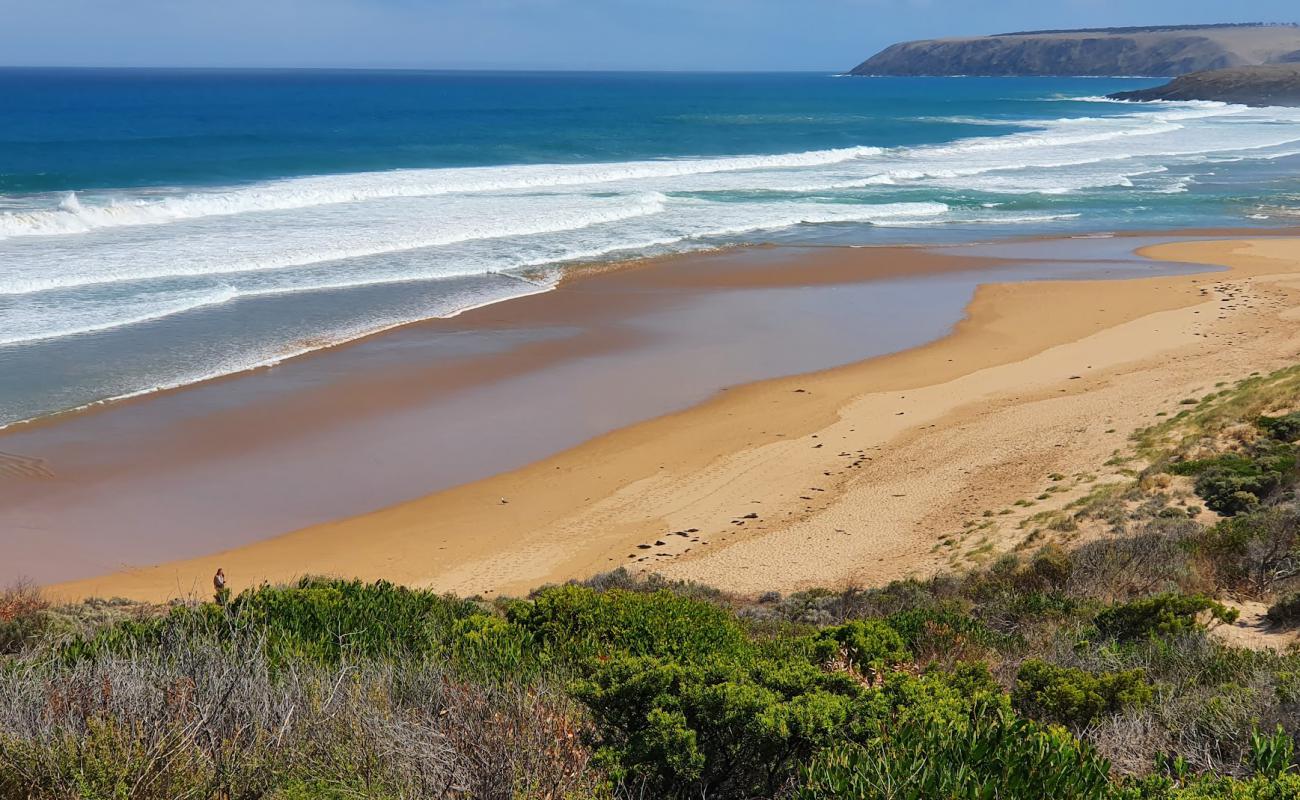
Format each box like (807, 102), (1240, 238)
(50, 238), (1300, 602)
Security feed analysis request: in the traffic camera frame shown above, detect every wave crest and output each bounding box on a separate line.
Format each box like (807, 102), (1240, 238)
(0, 146), (883, 239)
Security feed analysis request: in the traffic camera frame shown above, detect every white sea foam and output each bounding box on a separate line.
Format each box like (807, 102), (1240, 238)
(1069, 96), (1233, 107)
(0, 285), (241, 346)
(0, 192), (674, 295)
(0, 200), (951, 346)
(6, 95), (1300, 375)
(872, 212), (1082, 227)
(0, 146), (884, 239)
(4, 99), (1286, 242)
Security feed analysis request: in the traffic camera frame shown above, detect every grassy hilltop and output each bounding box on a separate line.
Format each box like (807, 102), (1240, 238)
(850, 23), (1300, 77)
(6, 365), (1300, 798)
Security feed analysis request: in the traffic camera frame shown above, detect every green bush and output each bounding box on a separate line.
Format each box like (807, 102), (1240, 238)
(797, 702), (1113, 800)
(573, 653), (860, 799)
(885, 605), (1010, 660)
(222, 578), (483, 662)
(1195, 474), (1268, 516)
(810, 620), (908, 679)
(1125, 773), (1300, 799)
(1250, 726), (1296, 779)
(507, 584), (750, 666)
(1013, 660), (1152, 729)
(0, 718), (219, 800)
(852, 662), (1007, 734)
(1169, 442), (1296, 481)
(1095, 594), (1238, 641)
(56, 578), (485, 668)
(1258, 413), (1300, 443)
(1171, 442), (1296, 516)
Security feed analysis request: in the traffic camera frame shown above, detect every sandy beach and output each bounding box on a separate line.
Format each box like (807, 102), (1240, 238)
(33, 234), (1300, 601)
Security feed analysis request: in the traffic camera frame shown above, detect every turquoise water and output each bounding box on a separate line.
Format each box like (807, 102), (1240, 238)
(2, 69), (1300, 425)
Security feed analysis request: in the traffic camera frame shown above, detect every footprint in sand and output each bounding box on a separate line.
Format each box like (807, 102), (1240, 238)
(0, 450), (55, 480)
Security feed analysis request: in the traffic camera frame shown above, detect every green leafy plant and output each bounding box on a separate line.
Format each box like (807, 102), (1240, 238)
(573, 653), (859, 799)
(1094, 594), (1238, 641)
(1249, 726), (1296, 779)
(1013, 660), (1152, 729)
(1257, 413), (1300, 443)
(797, 702), (1113, 800)
(810, 620), (908, 680)
(1168, 441), (1297, 516)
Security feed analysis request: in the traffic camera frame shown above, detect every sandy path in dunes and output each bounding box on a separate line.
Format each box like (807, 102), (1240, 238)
(50, 238), (1300, 602)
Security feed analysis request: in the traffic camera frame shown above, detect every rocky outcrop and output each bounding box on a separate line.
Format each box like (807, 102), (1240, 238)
(850, 24), (1300, 77)
(1108, 64), (1300, 106)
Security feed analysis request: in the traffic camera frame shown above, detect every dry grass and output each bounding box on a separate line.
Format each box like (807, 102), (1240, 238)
(0, 608), (602, 800)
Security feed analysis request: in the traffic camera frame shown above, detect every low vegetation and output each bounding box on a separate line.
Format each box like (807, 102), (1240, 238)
(5, 365), (1300, 798)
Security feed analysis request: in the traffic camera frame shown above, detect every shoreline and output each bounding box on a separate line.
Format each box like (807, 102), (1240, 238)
(9, 241), (1023, 588)
(5, 224), (1295, 438)
(40, 232), (1300, 602)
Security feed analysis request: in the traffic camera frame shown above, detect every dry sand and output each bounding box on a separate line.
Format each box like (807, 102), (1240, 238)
(50, 237), (1300, 602)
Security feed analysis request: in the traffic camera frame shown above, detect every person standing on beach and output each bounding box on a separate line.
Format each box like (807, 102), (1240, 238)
(213, 568), (229, 605)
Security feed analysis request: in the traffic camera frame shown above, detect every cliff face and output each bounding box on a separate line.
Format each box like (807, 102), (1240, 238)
(850, 25), (1300, 77)
(1108, 64), (1300, 106)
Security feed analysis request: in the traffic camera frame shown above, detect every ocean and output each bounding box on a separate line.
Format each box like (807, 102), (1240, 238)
(2, 69), (1300, 427)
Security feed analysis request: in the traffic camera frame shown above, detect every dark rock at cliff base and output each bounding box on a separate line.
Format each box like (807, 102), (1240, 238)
(850, 24), (1300, 77)
(1108, 64), (1300, 106)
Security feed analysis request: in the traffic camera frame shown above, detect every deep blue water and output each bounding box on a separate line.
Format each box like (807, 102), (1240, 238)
(0, 70), (1151, 191)
(2, 69), (1299, 425)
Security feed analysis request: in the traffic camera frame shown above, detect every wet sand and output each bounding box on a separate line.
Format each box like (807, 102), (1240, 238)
(9, 233), (1300, 600)
(6, 244), (1012, 585)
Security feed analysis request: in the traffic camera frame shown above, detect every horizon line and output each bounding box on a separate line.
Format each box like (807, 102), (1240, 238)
(0, 64), (850, 75)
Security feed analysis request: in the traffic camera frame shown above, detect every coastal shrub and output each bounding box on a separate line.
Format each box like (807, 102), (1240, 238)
(810, 620), (908, 680)
(1094, 594), (1237, 642)
(1249, 726), (1296, 779)
(1171, 441), (1297, 516)
(0, 582), (50, 655)
(1267, 594), (1300, 628)
(1115, 634), (1278, 700)
(1012, 660), (1152, 729)
(1066, 521), (1205, 603)
(1120, 773), (1300, 799)
(0, 634), (604, 800)
(219, 577), (484, 662)
(1258, 413), (1300, 443)
(57, 577), (484, 667)
(449, 613), (539, 679)
(824, 577), (955, 621)
(886, 604), (1011, 662)
(1196, 476), (1268, 516)
(936, 549), (1081, 631)
(1168, 440), (1296, 481)
(852, 662), (1007, 734)
(576, 567), (727, 603)
(1193, 507), (1300, 593)
(6, 570), (1300, 799)
(572, 653), (860, 799)
(797, 703), (1114, 800)
(1029, 544), (1076, 590)
(507, 584), (750, 666)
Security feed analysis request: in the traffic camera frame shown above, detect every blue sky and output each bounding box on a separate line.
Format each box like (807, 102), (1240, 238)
(1, 0), (1296, 71)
